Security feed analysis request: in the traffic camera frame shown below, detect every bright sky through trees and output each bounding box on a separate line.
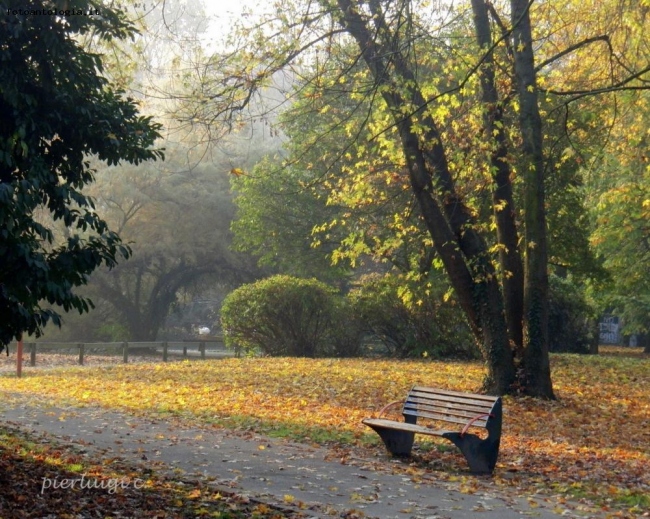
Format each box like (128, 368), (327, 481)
(200, 0), (270, 50)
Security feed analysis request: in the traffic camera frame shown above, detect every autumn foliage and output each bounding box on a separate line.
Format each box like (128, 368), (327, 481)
(1, 348), (648, 515)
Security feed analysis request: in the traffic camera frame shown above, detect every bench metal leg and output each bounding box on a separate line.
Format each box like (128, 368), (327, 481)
(366, 424), (415, 456)
(443, 432), (500, 474)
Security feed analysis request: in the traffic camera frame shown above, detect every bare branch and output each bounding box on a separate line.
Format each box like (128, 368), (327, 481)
(535, 35), (611, 73)
(542, 64), (650, 99)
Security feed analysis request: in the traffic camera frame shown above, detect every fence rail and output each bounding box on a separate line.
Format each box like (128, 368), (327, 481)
(8, 338), (233, 367)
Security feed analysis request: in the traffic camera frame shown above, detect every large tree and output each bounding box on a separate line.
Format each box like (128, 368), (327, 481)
(179, 0), (649, 396)
(0, 0), (163, 347)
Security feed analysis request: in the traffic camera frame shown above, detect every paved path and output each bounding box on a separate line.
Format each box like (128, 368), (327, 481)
(2, 401), (602, 518)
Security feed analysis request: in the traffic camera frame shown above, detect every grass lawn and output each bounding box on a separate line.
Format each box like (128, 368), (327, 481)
(1, 346), (648, 516)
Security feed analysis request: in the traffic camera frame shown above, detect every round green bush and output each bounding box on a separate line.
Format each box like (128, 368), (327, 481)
(221, 275), (342, 357)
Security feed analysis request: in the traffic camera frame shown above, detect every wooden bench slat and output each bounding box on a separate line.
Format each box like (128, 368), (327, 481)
(403, 409), (488, 427)
(410, 387), (499, 402)
(409, 391), (497, 409)
(408, 404), (492, 419)
(410, 405), (493, 418)
(407, 410), (489, 425)
(407, 393), (494, 409)
(405, 401), (492, 418)
(406, 396), (494, 415)
(411, 386), (499, 403)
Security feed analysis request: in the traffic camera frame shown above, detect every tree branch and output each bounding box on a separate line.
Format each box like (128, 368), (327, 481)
(535, 35), (611, 73)
(542, 64), (650, 98)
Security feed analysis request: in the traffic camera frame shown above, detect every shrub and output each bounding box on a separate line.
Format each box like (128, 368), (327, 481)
(347, 274), (477, 359)
(548, 275), (598, 353)
(221, 275), (344, 357)
(325, 299), (366, 358)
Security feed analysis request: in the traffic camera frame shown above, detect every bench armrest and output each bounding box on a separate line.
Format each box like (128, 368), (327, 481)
(460, 413), (493, 437)
(377, 400), (405, 418)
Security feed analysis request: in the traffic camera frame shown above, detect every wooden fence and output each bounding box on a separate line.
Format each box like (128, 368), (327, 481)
(9, 338), (234, 367)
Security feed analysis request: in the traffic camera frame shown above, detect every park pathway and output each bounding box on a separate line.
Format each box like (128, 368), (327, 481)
(2, 399), (607, 519)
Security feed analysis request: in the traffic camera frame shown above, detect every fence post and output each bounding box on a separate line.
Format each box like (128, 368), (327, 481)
(30, 343), (36, 367)
(122, 342), (128, 363)
(200, 341), (205, 360)
(163, 341), (168, 362)
(78, 343), (84, 365)
(182, 346), (188, 358)
(16, 338), (23, 378)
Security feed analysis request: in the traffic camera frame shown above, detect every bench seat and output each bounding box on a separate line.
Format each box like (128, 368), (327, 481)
(361, 418), (456, 437)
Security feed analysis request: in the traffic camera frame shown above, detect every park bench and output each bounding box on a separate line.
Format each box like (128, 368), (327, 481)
(362, 386), (502, 474)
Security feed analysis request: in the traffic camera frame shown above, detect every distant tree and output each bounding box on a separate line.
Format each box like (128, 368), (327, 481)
(81, 143), (260, 341)
(231, 155), (355, 283)
(0, 1), (163, 347)
(589, 113), (650, 339)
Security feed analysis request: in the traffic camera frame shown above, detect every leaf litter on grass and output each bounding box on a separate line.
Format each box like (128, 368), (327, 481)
(0, 425), (317, 518)
(0, 347), (648, 517)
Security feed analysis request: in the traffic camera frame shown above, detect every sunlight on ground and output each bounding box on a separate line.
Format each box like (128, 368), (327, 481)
(1, 347), (648, 513)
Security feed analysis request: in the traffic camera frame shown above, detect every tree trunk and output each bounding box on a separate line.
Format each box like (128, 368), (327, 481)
(471, 0), (525, 355)
(510, 0), (554, 398)
(335, 0), (517, 394)
(398, 118), (516, 395)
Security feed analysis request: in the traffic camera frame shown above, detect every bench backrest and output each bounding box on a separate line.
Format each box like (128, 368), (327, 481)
(403, 386), (500, 429)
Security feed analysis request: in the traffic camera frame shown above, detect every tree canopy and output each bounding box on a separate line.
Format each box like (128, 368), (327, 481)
(177, 0), (650, 396)
(0, 0), (163, 346)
